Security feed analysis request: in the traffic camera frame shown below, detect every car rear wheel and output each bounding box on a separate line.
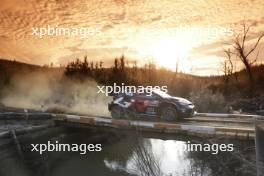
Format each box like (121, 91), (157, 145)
(161, 106), (178, 121)
(111, 106), (124, 119)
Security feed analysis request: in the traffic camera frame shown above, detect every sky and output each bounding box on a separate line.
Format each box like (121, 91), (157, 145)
(0, 0), (264, 75)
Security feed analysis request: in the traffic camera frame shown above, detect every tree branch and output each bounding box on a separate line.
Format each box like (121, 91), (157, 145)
(245, 33), (264, 58)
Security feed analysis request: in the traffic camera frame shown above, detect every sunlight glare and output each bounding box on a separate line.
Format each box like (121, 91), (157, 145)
(148, 37), (193, 72)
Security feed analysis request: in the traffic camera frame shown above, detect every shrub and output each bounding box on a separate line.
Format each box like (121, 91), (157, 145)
(190, 89), (227, 113)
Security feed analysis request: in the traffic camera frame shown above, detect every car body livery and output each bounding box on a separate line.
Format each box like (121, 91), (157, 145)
(108, 89), (195, 121)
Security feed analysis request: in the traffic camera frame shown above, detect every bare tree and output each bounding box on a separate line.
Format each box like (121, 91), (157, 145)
(130, 137), (163, 176)
(224, 49), (234, 75)
(222, 49), (233, 84)
(230, 23), (264, 86)
(222, 48), (239, 84)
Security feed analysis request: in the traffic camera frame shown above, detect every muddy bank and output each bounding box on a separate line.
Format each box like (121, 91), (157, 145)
(0, 126), (123, 176)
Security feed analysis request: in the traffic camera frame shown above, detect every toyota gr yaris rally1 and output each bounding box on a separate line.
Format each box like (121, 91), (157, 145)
(108, 89), (195, 121)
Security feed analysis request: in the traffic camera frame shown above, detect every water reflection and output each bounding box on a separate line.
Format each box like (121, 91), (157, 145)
(150, 140), (190, 175)
(102, 135), (255, 176)
(104, 138), (211, 176)
(0, 128), (256, 176)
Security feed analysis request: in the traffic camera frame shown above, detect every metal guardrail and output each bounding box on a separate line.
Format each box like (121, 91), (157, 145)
(195, 112), (263, 118)
(1, 111), (263, 119)
(54, 114), (255, 140)
(0, 111), (258, 140)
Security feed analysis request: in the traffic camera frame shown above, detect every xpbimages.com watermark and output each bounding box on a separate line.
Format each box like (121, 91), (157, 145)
(31, 25), (102, 38)
(31, 141), (102, 155)
(31, 141), (233, 155)
(97, 83), (168, 96)
(181, 141), (234, 154)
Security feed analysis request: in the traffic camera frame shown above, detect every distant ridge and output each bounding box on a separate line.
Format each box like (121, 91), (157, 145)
(0, 58), (263, 79)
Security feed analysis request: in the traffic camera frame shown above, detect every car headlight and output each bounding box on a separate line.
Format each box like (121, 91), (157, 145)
(178, 99), (191, 106)
(179, 102), (188, 106)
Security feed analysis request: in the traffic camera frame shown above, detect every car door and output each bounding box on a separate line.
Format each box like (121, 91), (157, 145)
(134, 92), (160, 115)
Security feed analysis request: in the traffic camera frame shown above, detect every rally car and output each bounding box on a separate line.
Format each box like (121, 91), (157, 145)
(108, 89), (195, 121)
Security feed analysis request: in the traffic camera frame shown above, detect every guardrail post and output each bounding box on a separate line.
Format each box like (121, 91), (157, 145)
(10, 129), (24, 160)
(255, 117), (264, 176)
(24, 109), (29, 123)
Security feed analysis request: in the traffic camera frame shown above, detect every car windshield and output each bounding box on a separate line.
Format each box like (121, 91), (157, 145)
(152, 89), (171, 98)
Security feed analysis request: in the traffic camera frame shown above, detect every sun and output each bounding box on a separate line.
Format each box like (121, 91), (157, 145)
(140, 36), (193, 72)
(132, 28), (201, 73)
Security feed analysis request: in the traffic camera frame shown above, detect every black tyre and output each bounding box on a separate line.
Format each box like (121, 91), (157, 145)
(124, 109), (136, 119)
(161, 106), (178, 121)
(111, 105), (124, 119)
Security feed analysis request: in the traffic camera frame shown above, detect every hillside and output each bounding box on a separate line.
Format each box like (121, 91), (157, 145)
(0, 59), (63, 88)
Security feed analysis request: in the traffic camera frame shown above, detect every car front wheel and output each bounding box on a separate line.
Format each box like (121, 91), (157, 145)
(161, 106), (178, 121)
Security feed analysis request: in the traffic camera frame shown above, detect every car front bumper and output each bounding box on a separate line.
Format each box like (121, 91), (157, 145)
(178, 104), (195, 118)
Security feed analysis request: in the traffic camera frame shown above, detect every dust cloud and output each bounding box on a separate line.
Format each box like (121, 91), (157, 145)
(0, 71), (111, 116)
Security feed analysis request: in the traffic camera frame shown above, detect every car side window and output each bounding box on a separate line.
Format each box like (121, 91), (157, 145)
(135, 92), (159, 100)
(150, 93), (159, 99)
(136, 92), (148, 98)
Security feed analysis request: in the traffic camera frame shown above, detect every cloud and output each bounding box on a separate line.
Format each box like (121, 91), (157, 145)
(0, 0), (264, 74)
